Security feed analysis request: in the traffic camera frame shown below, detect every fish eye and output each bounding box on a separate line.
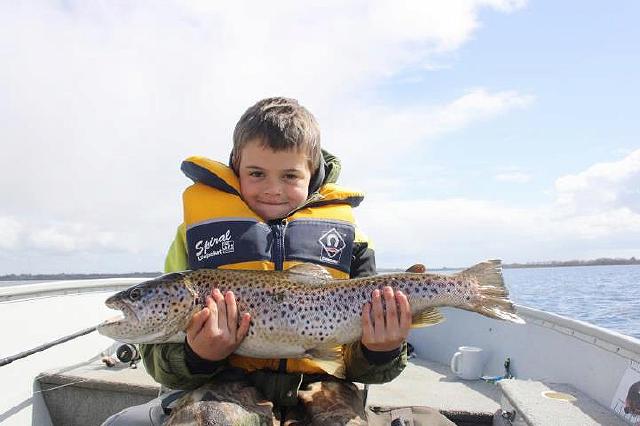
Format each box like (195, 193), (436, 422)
(129, 288), (142, 301)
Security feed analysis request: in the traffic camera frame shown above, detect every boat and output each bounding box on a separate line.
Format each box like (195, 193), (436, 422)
(1, 277), (639, 425)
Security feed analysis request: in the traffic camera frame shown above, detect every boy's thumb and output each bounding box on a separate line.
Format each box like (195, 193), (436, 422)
(187, 307), (210, 334)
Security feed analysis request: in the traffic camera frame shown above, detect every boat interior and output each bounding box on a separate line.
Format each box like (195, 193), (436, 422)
(34, 344), (631, 425)
(1, 279), (639, 425)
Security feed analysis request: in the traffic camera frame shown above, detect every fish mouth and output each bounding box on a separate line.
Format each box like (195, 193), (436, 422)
(104, 296), (140, 325)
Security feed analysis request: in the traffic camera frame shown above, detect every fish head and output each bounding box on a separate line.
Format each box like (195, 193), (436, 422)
(97, 272), (199, 343)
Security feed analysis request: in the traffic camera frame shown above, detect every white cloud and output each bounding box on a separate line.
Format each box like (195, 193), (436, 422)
(358, 150), (640, 267)
(327, 88), (533, 184)
(0, 1), (530, 273)
(555, 148), (640, 215)
(4, 1), (636, 273)
(0, 217), (23, 250)
(494, 170), (532, 183)
(0, 217), (128, 254)
(27, 224), (120, 253)
(426, 89), (534, 136)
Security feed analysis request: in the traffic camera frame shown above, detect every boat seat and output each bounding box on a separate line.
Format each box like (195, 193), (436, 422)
(37, 360), (160, 426)
(496, 379), (628, 425)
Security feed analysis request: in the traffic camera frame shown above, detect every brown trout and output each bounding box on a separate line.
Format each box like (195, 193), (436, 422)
(98, 260), (523, 373)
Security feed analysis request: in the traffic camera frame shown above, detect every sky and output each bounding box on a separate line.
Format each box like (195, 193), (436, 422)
(1, 0), (639, 273)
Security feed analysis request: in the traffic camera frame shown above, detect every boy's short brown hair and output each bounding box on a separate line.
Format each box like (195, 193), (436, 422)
(231, 97), (321, 174)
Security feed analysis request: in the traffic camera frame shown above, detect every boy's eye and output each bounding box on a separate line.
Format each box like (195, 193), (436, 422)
(284, 173), (299, 180)
(248, 171), (264, 178)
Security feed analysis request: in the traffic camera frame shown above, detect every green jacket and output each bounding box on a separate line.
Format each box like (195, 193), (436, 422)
(139, 151), (408, 399)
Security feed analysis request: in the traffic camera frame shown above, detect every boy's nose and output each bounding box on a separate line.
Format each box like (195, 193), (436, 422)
(263, 179), (283, 195)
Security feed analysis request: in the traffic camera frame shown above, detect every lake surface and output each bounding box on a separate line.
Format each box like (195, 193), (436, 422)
(503, 264), (640, 339)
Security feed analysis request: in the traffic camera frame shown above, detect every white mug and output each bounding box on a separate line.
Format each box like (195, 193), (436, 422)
(450, 346), (485, 380)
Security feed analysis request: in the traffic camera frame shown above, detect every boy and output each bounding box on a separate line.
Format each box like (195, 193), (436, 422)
(105, 97), (411, 425)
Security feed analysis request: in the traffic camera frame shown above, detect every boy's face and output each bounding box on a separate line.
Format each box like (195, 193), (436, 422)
(238, 139), (312, 221)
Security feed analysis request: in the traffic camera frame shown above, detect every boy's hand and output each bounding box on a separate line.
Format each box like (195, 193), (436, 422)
(360, 286), (412, 352)
(186, 289), (251, 362)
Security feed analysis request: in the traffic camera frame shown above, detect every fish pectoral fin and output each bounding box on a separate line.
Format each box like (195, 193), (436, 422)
(286, 263), (333, 286)
(411, 308), (445, 328)
(306, 345), (346, 379)
(307, 344), (342, 360)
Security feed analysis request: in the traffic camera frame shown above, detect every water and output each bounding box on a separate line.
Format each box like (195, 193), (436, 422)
(503, 264), (640, 339)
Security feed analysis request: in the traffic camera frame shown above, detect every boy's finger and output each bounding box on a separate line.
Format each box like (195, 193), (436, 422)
(383, 286), (398, 332)
(212, 289), (228, 331)
(205, 295), (217, 316)
(236, 312), (251, 341)
(371, 289), (385, 334)
(225, 291), (238, 336)
(361, 303), (374, 340)
(396, 291), (412, 332)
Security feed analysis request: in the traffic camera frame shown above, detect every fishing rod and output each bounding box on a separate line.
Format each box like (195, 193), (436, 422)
(0, 326), (97, 367)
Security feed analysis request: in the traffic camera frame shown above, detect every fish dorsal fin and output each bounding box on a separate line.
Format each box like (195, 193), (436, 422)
(286, 263), (333, 286)
(456, 259), (503, 287)
(411, 308), (445, 328)
(405, 263), (427, 273)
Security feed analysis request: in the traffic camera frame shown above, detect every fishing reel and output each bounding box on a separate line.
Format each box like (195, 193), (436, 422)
(116, 343), (141, 368)
(101, 342), (141, 368)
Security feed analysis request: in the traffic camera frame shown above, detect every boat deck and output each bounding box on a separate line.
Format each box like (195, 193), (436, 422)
(366, 357), (500, 425)
(37, 355), (501, 425)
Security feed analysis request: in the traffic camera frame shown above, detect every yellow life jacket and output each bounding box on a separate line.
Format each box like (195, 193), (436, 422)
(181, 156), (365, 374)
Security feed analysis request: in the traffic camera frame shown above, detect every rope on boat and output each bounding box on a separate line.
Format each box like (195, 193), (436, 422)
(0, 326), (97, 367)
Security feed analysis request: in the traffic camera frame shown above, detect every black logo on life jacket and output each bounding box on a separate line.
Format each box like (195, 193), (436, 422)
(319, 228), (346, 264)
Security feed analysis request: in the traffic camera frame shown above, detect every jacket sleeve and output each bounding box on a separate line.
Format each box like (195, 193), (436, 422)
(139, 224), (230, 390)
(343, 225), (409, 384)
(164, 223), (189, 274)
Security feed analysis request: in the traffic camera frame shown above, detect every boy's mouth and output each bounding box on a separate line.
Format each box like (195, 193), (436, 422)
(258, 200), (287, 206)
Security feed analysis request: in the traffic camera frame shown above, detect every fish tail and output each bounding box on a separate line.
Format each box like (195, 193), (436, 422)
(456, 259), (525, 324)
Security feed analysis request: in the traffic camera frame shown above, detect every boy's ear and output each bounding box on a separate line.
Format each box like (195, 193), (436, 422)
(308, 156), (327, 194)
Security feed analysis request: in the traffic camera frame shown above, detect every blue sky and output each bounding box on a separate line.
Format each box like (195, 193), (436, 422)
(377, 1), (639, 203)
(0, 1), (639, 273)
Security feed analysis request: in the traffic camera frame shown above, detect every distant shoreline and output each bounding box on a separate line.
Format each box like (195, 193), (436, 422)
(1, 258), (639, 280)
(381, 257), (640, 272)
(503, 257), (640, 269)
